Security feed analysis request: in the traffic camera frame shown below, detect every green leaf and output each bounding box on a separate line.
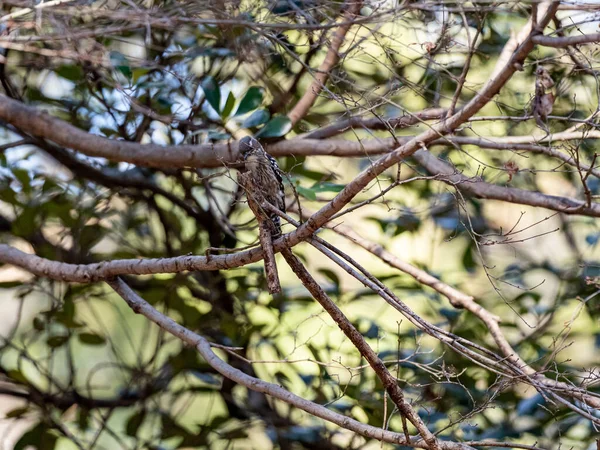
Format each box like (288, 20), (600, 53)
(109, 51), (132, 79)
(221, 91), (236, 118)
(77, 409), (90, 431)
(242, 109), (270, 128)
(462, 243), (477, 273)
(33, 317), (45, 331)
(62, 298), (75, 323)
(55, 65), (84, 81)
(132, 67), (151, 84)
(235, 87), (263, 116)
(208, 130), (231, 140)
(79, 224), (105, 252)
(47, 335), (69, 348)
(295, 181), (343, 202)
(310, 182), (345, 193)
(6, 406), (29, 418)
(12, 207), (38, 237)
(7, 370), (29, 384)
(256, 115), (292, 138)
(220, 427), (249, 440)
(161, 414), (196, 440)
(190, 371), (221, 386)
(78, 333), (106, 346)
(201, 76), (221, 113)
(15, 423), (58, 450)
(0, 186), (18, 204)
(0, 281), (21, 289)
(13, 168), (31, 193)
(296, 185), (317, 201)
(51, 308), (85, 329)
(126, 411), (146, 437)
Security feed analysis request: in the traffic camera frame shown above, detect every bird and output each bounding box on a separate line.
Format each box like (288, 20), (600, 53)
(533, 66), (555, 132)
(238, 136), (286, 235)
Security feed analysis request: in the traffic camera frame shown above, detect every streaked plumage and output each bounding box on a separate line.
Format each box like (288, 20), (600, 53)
(239, 136), (285, 235)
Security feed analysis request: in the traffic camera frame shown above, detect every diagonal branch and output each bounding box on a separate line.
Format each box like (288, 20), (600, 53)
(107, 277), (476, 450)
(280, 248), (442, 449)
(287, 0), (363, 126)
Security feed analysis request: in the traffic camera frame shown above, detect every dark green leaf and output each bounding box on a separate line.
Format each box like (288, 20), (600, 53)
(13, 169), (31, 193)
(0, 186), (18, 204)
(462, 244), (476, 273)
(220, 427), (248, 440)
(55, 306), (84, 329)
(586, 233), (599, 246)
(77, 409), (90, 431)
(221, 91), (236, 118)
(109, 51), (132, 79)
(12, 207), (38, 237)
(242, 109), (270, 128)
(79, 224), (105, 252)
(15, 423), (58, 450)
(0, 281), (21, 289)
(309, 182), (345, 193)
(55, 65), (84, 81)
(6, 406), (29, 418)
(235, 87), (263, 116)
(256, 115), (292, 138)
(364, 322), (379, 338)
(33, 317), (45, 331)
(7, 370), (29, 384)
(47, 335), (69, 348)
(126, 411), (146, 437)
(208, 130), (231, 140)
(439, 307), (461, 321)
(190, 371), (221, 386)
(78, 333), (106, 346)
(201, 76), (221, 113)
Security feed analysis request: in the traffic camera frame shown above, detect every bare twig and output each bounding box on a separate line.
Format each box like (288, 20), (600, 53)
(287, 0), (363, 126)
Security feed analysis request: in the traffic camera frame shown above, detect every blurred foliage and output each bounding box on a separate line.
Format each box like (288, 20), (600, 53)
(0, 0), (599, 449)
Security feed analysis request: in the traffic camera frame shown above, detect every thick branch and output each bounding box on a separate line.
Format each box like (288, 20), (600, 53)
(2, 93), (600, 170)
(532, 32), (600, 47)
(0, 94), (236, 168)
(413, 149), (600, 217)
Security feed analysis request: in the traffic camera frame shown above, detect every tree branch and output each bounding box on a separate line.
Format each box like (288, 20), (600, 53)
(287, 0), (362, 126)
(298, 109), (447, 140)
(280, 248), (441, 449)
(532, 32), (600, 48)
(107, 277), (475, 450)
(3, 92), (600, 170)
(413, 149), (600, 217)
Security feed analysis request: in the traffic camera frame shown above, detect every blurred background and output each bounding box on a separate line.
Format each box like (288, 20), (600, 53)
(0, 0), (599, 449)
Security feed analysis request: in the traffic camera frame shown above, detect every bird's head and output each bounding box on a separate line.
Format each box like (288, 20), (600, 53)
(239, 136), (262, 159)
